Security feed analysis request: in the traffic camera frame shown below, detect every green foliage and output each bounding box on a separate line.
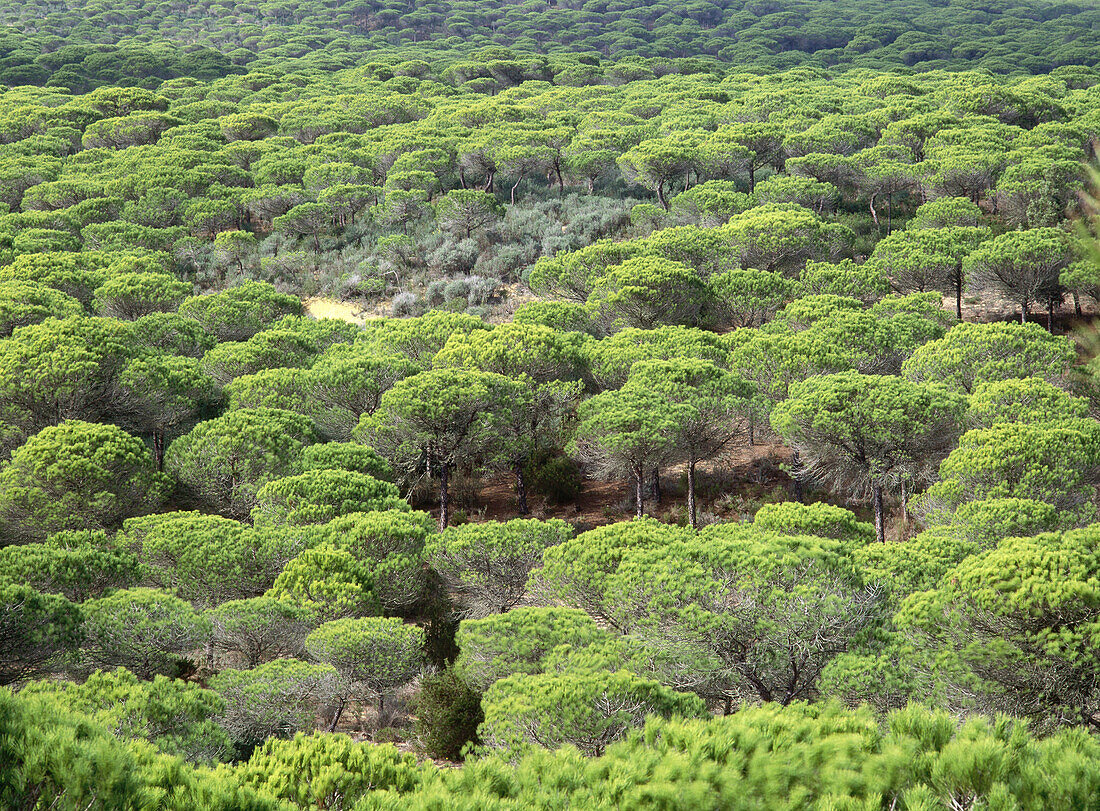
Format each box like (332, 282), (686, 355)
(79, 587), (211, 679)
(0, 583), (82, 685)
(432, 322), (586, 383)
(913, 420), (1100, 525)
(0, 315), (137, 429)
(309, 345), (420, 440)
(20, 668), (231, 763)
(948, 497), (1065, 548)
(898, 524), (1100, 728)
(797, 259), (889, 302)
(512, 301), (596, 336)
(531, 519), (691, 629)
(305, 616), (425, 701)
(964, 227), (1074, 321)
(208, 596), (313, 668)
(251, 470), (406, 528)
(302, 443), (395, 482)
(201, 329), (317, 386)
(209, 658), (340, 751)
(178, 281), (303, 342)
(477, 670), (707, 757)
(902, 321), (1076, 393)
(413, 667), (484, 760)
(587, 256), (709, 331)
(0, 530), (140, 601)
(357, 368), (523, 528)
(124, 511), (300, 604)
(605, 526), (884, 704)
(165, 408), (319, 517)
(92, 271), (191, 319)
(771, 372), (967, 539)
(435, 190), (504, 239)
(305, 510), (433, 613)
(132, 311), (217, 357)
(427, 519), (573, 616)
(586, 325), (726, 390)
(0, 689), (284, 811)
(569, 386), (687, 514)
(230, 733), (421, 810)
(751, 501), (875, 542)
(267, 544), (378, 623)
(0, 280), (82, 337)
(967, 377), (1089, 427)
(706, 268), (792, 329)
(0, 419), (170, 541)
(455, 607), (608, 690)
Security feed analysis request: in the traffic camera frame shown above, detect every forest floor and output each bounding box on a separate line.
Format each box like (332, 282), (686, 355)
(472, 438), (799, 530)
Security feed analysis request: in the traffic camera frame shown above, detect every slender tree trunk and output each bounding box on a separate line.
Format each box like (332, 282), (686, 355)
(900, 477), (909, 524)
(378, 694), (386, 727)
(1047, 297), (1055, 333)
(791, 448), (804, 503)
(328, 696), (347, 732)
(1021, 297), (1028, 325)
(657, 181), (668, 211)
(152, 429), (165, 471)
(634, 466), (645, 518)
(439, 464), (450, 530)
(1074, 291), (1082, 318)
(873, 483), (885, 543)
(955, 269), (964, 320)
(748, 165), (755, 192)
(868, 193), (879, 230)
(650, 467), (661, 504)
(687, 460), (698, 530)
(748, 414), (756, 446)
(510, 174), (524, 206)
(514, 462), (528, 515)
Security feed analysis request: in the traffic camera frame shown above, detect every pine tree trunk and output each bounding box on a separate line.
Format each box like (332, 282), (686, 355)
(514, 462), (528, 515)
(687, 460), (698, 530)
(153, 429), (165, 471)
(900, 478), (909, 524)
(650, 467), (661, 503)
(955, 268), (964, 320)
(328, 696), (346, 732)
(634, 466), (645, 518)
(439, 464), (450, 530)
(873, 483), (885, 543)
(791, 449), (804, 503)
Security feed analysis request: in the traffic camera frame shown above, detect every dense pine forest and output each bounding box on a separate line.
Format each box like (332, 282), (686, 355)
(6, 0), (1100, 808)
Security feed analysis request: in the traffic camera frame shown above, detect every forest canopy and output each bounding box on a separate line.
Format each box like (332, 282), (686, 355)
(6, 0), (1100, 808)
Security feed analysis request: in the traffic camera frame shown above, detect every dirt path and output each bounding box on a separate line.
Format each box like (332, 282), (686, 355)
(304, 297), (367, 325)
